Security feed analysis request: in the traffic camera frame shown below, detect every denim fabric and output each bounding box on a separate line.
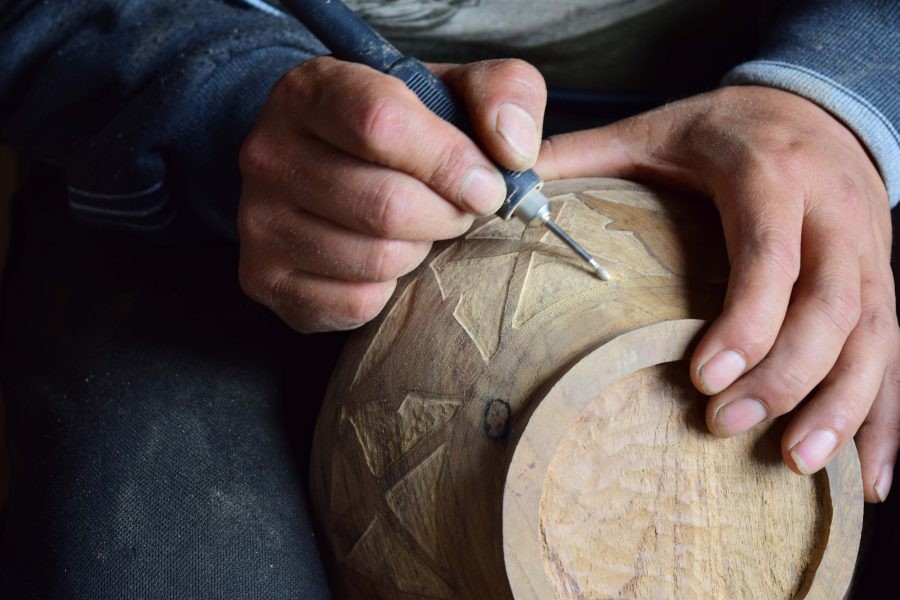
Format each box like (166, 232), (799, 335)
(0, 171), (340, 599)
(0, 0), (324, 238)
(2, 0), (897, 237)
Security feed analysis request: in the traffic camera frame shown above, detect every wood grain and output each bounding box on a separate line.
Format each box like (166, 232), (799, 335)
(503, 320), (860, 599)
(542, 366), (823, 598)
(309, 178), (862, 599)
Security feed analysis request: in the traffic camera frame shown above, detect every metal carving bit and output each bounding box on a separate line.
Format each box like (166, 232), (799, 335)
(513, 186), (612, 280)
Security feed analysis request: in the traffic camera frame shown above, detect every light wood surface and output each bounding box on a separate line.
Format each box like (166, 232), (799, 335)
(309, 178), (863, 599)
(504, 320), (861, 600)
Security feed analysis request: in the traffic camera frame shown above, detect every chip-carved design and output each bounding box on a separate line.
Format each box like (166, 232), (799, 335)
(348, 393), (461, 476)
(386, 443), (449, 563)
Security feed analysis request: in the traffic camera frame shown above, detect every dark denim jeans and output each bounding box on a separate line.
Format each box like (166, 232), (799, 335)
(0, 173), (339, 599)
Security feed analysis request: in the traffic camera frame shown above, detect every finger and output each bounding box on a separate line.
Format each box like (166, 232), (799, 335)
(435, 59), (547, 171)
(273, 273), (397, 333)
(239, 255), (398, 333)
(778, 261), (896, 478)
(856, 355), (900, 502)
(280, 57), (506, 215)
(690, 172), (804, 397)
(849, 233), (899, 500)
(243, 203), (431, 283)
(272, 272), (398, 333)
(706, 201), (862, 437)
(242, 133), (474, 241)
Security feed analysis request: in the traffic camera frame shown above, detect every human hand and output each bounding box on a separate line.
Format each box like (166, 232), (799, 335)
(238, 57), (546, 331)
(537, 85), (899, 502)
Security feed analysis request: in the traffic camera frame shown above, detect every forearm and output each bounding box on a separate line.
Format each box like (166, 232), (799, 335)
(723, 0), (899, 207)
(0, 0), (323, 237)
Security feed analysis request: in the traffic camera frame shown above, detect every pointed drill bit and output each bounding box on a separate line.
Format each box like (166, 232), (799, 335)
(543, 219), (612, 280)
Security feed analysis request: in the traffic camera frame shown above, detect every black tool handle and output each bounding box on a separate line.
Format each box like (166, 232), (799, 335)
(279, 0), (541, 220)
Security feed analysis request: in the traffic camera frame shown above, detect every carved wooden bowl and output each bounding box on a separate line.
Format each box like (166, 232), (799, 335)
(309, 178), (862, 599)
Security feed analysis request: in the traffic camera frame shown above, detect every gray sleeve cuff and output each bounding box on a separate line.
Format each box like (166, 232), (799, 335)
(724, 60), (900, 208)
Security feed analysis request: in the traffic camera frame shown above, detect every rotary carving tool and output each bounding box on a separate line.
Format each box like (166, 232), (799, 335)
(280, 0), (611, 280)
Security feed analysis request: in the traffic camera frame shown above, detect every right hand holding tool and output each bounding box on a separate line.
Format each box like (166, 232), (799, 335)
(237, 56), (546, 332)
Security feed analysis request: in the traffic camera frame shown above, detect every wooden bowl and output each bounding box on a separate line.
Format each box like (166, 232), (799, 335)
(310, 178), (862, 599)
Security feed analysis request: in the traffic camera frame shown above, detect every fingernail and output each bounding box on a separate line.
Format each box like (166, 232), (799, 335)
(459, 165), (506, 214)
(874, 464), (894, 502)
(790, 429), (839, 475)
(715, 398), (767, 435)
(698, 350), (747, 395)
(496, 103), (539, 166)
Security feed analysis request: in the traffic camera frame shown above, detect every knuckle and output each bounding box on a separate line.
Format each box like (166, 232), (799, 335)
(860, 409), (900, 440)
(277, 57), (331, 110)
(268, 273), (337, 332)
(361, 174), (414, 236)
(277, 74), (312, 114)
(811, 284), (861, 335)
(857, 304), (898, 345)
(727, 118), (808, 175)
(342, 286), (389, 327)
(757, 363), (814, 415)
(493, 58), (546, 93)
(236, 203), (268, 245)
(447, 213), (476, 238)
(265, 268), (296, 308)
(830, 355), (867, 381)
(362, 238), (407, 282)
(764, 140), (807, 176)
(298, 302), (334, 333)
(238, 133), (276, 178)
(238, 258), (279, 307)
(833, 175), (864, 221)
(429, 142), (472, 191)
(281, 285), (335, 332)
(362, 238), (389, 281)
(749, 228), (801, 283)
(731, 316), (778, 355)
(828, 406), (860, 438)
(353, 86), (408, 153)
(723, 148), (801, 197)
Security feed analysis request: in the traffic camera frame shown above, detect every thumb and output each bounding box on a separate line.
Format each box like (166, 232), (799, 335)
(534, 105), (706, 195)
(434, 59), (547, 172)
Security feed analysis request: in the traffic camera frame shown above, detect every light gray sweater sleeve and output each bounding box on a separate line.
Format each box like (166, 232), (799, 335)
(723, 0), (899, 207)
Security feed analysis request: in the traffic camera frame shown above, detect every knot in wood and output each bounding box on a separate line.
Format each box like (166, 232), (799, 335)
(483, 399), (511, 440)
